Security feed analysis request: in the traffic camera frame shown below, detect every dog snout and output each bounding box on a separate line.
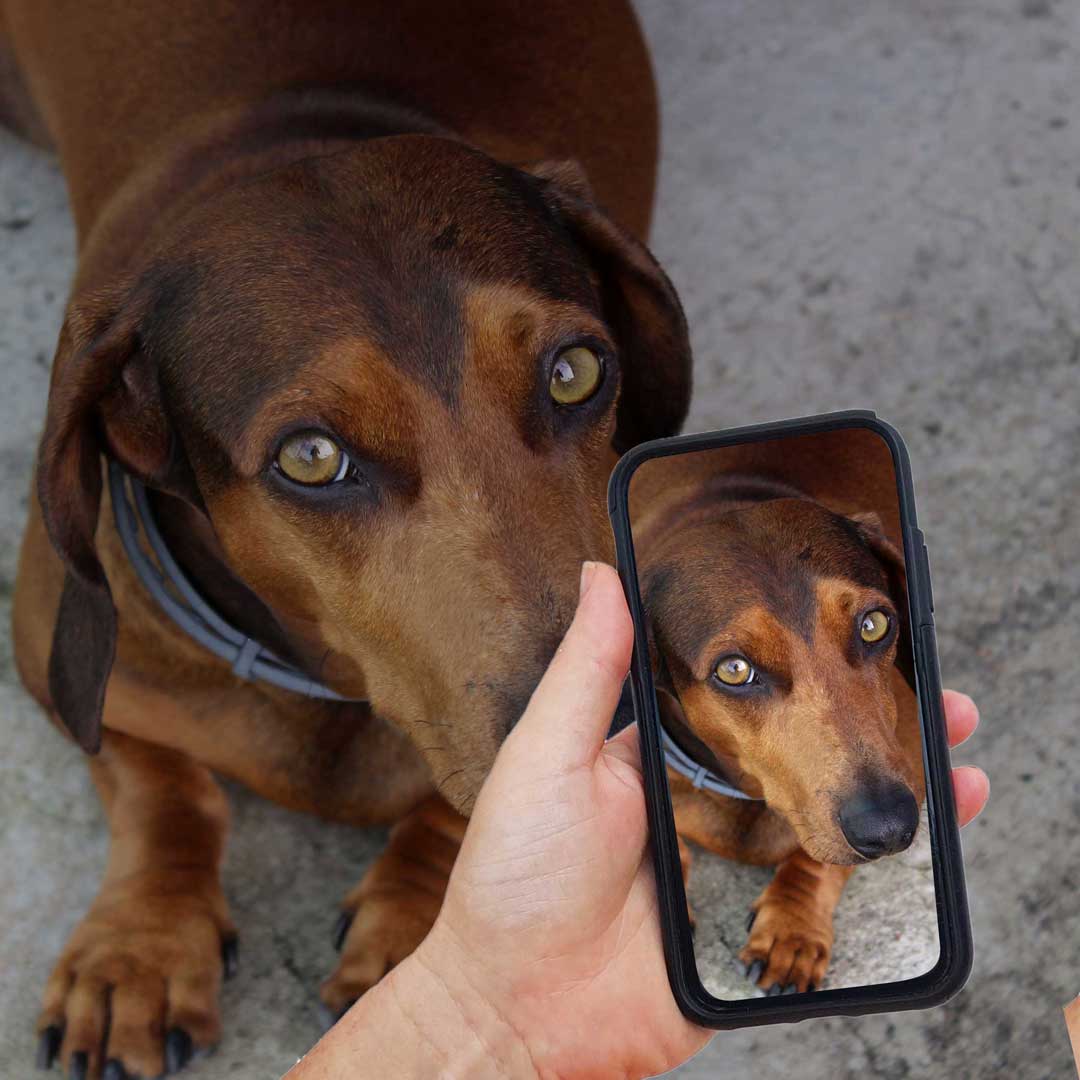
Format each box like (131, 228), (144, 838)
(838, 776), (919, 859)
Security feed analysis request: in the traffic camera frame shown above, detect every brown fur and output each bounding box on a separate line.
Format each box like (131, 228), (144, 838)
(4, 2), (692, 1072)
(38, 732), (233, 1079)
(629, 429), (924, 993)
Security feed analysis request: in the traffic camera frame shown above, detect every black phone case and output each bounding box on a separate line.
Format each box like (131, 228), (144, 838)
(606, 410), (972, 1029)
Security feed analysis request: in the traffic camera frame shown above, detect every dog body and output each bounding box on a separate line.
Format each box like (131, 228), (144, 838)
(3, 3), (694, 1073)
(628, 429), (925, 994)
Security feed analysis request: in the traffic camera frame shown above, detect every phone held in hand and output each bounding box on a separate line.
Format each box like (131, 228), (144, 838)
(607, 411), (972, 1029)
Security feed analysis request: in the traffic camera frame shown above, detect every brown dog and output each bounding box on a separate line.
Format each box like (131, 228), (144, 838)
(1, 2), (692, 1075)
(628, 428), (926, 995)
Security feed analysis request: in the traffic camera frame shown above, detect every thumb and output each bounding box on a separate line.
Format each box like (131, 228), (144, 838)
(601, 720), (644, 779)
(503, 561), (634, 774)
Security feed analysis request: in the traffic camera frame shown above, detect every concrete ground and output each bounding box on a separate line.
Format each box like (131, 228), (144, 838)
(2, 0), (1078, 1077)
(689, 809), (938, 1003)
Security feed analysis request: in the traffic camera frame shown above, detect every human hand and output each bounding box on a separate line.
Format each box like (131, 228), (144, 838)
(941, 688), (988, 827)
(409, 562), (988, 1077)
(290, 561), (987, 1079)
(414, 560), (708, 1077)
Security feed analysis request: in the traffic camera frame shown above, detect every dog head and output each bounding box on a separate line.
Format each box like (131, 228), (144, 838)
(642, 493), (920, 864)
(36, 136), (691, 812)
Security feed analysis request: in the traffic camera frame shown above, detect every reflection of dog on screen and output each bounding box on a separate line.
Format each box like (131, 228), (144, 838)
(630, 436), (925, 995)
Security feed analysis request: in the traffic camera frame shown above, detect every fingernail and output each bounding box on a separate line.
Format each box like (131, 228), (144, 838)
(579, 560), (598, 601)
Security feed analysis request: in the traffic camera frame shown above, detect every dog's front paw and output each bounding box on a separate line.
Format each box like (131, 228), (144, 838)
(36, 870), (236, 1078)
(738, 892), (832, 996)
(320, 886), (439, 1021)
(320, 795), (464, 1021)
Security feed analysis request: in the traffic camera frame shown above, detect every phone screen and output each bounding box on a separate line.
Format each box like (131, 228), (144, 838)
(624, 424), (940, 1001)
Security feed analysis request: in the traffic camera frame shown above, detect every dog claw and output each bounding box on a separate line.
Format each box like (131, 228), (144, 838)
(746, 959), (765, 985)
(766, 984), (782, 997)
(102, 1060), (129, 1080)
(781, 984), (798, 995)
(807, 982), (817, 992)
(69, 1051), (89, 1080)
(164, 1027), (193, 1074)
(332, 911), (354, 952)
(222, 934), (240, 980)
(35, 1025), (61, 1070)
(745, 909), (757, 932)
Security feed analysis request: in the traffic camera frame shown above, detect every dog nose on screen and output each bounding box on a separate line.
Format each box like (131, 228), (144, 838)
(838, 778), (920, 858)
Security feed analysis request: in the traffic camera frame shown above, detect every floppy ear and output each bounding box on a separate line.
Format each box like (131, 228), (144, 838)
(37, 281), (180, 753)
(529, 160), (692, 451)
(851, 511), (915, 691)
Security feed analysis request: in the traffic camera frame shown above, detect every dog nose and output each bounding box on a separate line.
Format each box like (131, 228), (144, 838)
(838, 778), (919, 858)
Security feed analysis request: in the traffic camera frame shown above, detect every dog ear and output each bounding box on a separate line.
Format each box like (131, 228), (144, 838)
(37, 281), (182, 753)
(851, 511), (915, 691)
(529, 160), (692, 451)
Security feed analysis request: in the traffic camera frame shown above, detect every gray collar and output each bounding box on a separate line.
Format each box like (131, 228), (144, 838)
(109, 461), (364, 704)
(660, 725), (762, 801)
(112, 457), (759, 798)
(654, 652), (763, 802)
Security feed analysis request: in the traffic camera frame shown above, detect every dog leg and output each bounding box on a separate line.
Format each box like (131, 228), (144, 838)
(320, 794), (466, 1019)
(739, 850), (854, 995)
(36, 731), (234, 1079)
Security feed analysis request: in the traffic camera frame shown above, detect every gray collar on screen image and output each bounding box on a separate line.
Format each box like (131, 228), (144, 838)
(654, 651), (763, 802)
(660, 725), (763, 801)
(109, 461), (365, 704)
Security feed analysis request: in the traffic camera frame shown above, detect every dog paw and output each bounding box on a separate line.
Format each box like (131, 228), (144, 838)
(35, 872), (236, 1077)
(320, 888), (440, 1020)
(738, 896), (831, 995)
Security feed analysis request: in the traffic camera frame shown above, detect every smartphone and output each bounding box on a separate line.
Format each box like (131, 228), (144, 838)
(607, 411), (971, 1029)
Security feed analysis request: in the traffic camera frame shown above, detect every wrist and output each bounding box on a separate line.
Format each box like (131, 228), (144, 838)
(394, 924), (539, 1080)
(285, 928), (536, 1079)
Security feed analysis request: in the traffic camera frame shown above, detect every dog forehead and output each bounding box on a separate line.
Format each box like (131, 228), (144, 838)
(729, 500), (890, 590)
(645, 557), (809, 679)
(148, 138), (599, 454)
(285, 137), (597, 291)
(642, 500), (889, 672)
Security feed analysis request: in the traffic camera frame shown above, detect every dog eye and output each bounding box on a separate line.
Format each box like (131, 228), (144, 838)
(714, 655), (755, 687)
(549, 346), (602, 406)
(859, 610), (891, 643)
(276, 431), (349, 486)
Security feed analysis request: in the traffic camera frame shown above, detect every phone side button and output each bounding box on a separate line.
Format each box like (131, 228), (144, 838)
(921, 544), (935, 613)
(917, 623), (948, 752)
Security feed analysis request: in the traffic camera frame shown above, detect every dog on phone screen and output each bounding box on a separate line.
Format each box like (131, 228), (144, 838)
(628, 430), (925, 995)
(2, 1), (692, 1074)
